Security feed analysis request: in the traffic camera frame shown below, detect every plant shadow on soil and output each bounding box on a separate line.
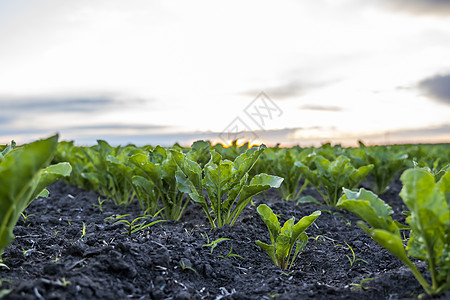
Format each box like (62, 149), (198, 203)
(0, 179), (449, 300)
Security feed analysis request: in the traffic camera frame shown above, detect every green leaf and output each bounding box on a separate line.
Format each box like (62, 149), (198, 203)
(255, 240), (277, 265)
(400, 168), (449, 291)
(257, 204), (281, 243)
(32, 162), (72, 201)
(256, 204), (320, 270)
(359, 222), (409, 264)
(291, 211), (321, 243)
(0, 135), (68, 257)
(171, 150), (205, 205)
(297, 195), (321, 205)
(239, 174), (283, 203)
(232, 144), (266, 181)
(337, 188), (397, 232)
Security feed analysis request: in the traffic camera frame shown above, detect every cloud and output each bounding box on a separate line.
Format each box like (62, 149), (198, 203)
(391, 123), (450, 137)
(0, 95), (150, 120)
(378, 0), (450, 16)
(299, 105), (342, 112)
(240, 81), (308, 100)
(418, 73), (450, 104)
(0, 95), (144, 113)
(67, 124), (166, 131)
(0, 127), (51, 136)
(0, 115), (12, 124)
(0, 97), (115, 113)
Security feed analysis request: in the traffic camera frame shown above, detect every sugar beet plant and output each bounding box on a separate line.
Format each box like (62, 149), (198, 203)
(130, 146), (189, 220)
(171, 145), (283, 228)
(337, 168), (450, 296)
(296, 155), (373, 206)
(255, 204), (321, 269)
(263, 147), (308, 201)
(53, 141), (96, 190)
(346, 142), (408, 194)
(0, 135), (72, 257)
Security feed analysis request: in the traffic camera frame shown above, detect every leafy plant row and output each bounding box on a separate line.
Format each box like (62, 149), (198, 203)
(53, 139), (450, 211)
(1, 137), (450, 296)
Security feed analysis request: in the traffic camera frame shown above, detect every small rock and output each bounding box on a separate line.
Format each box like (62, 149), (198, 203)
(174, 290), (191, 300)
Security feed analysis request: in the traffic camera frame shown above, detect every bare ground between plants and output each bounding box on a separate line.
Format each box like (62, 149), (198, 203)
(0, 180), (448, 300)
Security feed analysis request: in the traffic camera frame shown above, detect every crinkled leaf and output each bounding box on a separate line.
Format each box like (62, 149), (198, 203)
(240, 174), (283, 203)
(171, 150), (205, 205)
(337, 188), (397, 232)
(232, 145), (266, 181)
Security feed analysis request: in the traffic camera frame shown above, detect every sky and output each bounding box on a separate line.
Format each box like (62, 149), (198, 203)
(1, 0), (450, 147)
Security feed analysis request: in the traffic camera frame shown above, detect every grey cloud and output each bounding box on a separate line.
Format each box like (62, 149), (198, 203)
(418, 73), (450, 104)
(390, 123), (450, 137)
(1, 97), (121, 113)
(66, 124), (167, 131)
(241, 81), (307, 100)
(0, 94), (151, 115)
(0, 115), (12, 124)
(378, 0), (450, 16)
(0, 127), (51, 136)
(299, 105), (342, 112)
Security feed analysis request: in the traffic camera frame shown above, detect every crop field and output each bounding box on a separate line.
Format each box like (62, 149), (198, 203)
(0, 135), (449, 299)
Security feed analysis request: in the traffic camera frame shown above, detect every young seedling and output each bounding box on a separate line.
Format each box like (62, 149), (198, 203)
(92, 197), (107, 214)
(22, 249), (33, 258)
(0, 257), (9, 270)
(20, 212), (35, 226)
(350, 277), (373, 291)
(218, 245), (243, 259)
(80, 222), (86, 240)
(58, 277), (71, 288)
(0, 278), (12, 298)
(255, 204), (321, 270)
(112, 214), (164, 236)
(203, 237), (230, 254)
(343, 243), (368, 267)
(179, 260), (197, 273)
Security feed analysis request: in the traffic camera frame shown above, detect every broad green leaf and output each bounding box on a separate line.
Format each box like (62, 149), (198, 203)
(257, 204), (281, 243)
(171, 150), (205, 205)
(255, 240), (277, 265)
(297, 195), (322, 205)
(232, 145), (265, 181)
(358, 222), (411, 267)
(239, 174), (283, 203)
(0, 135), (67, 257)
(291, 210), (321, 243)
(337, 188), (397, 232)
(400, 168), (449, 286)
(31, 162), (72, 201)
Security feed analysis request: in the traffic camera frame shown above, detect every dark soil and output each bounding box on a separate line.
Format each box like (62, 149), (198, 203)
(1, 180), (448, 300)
